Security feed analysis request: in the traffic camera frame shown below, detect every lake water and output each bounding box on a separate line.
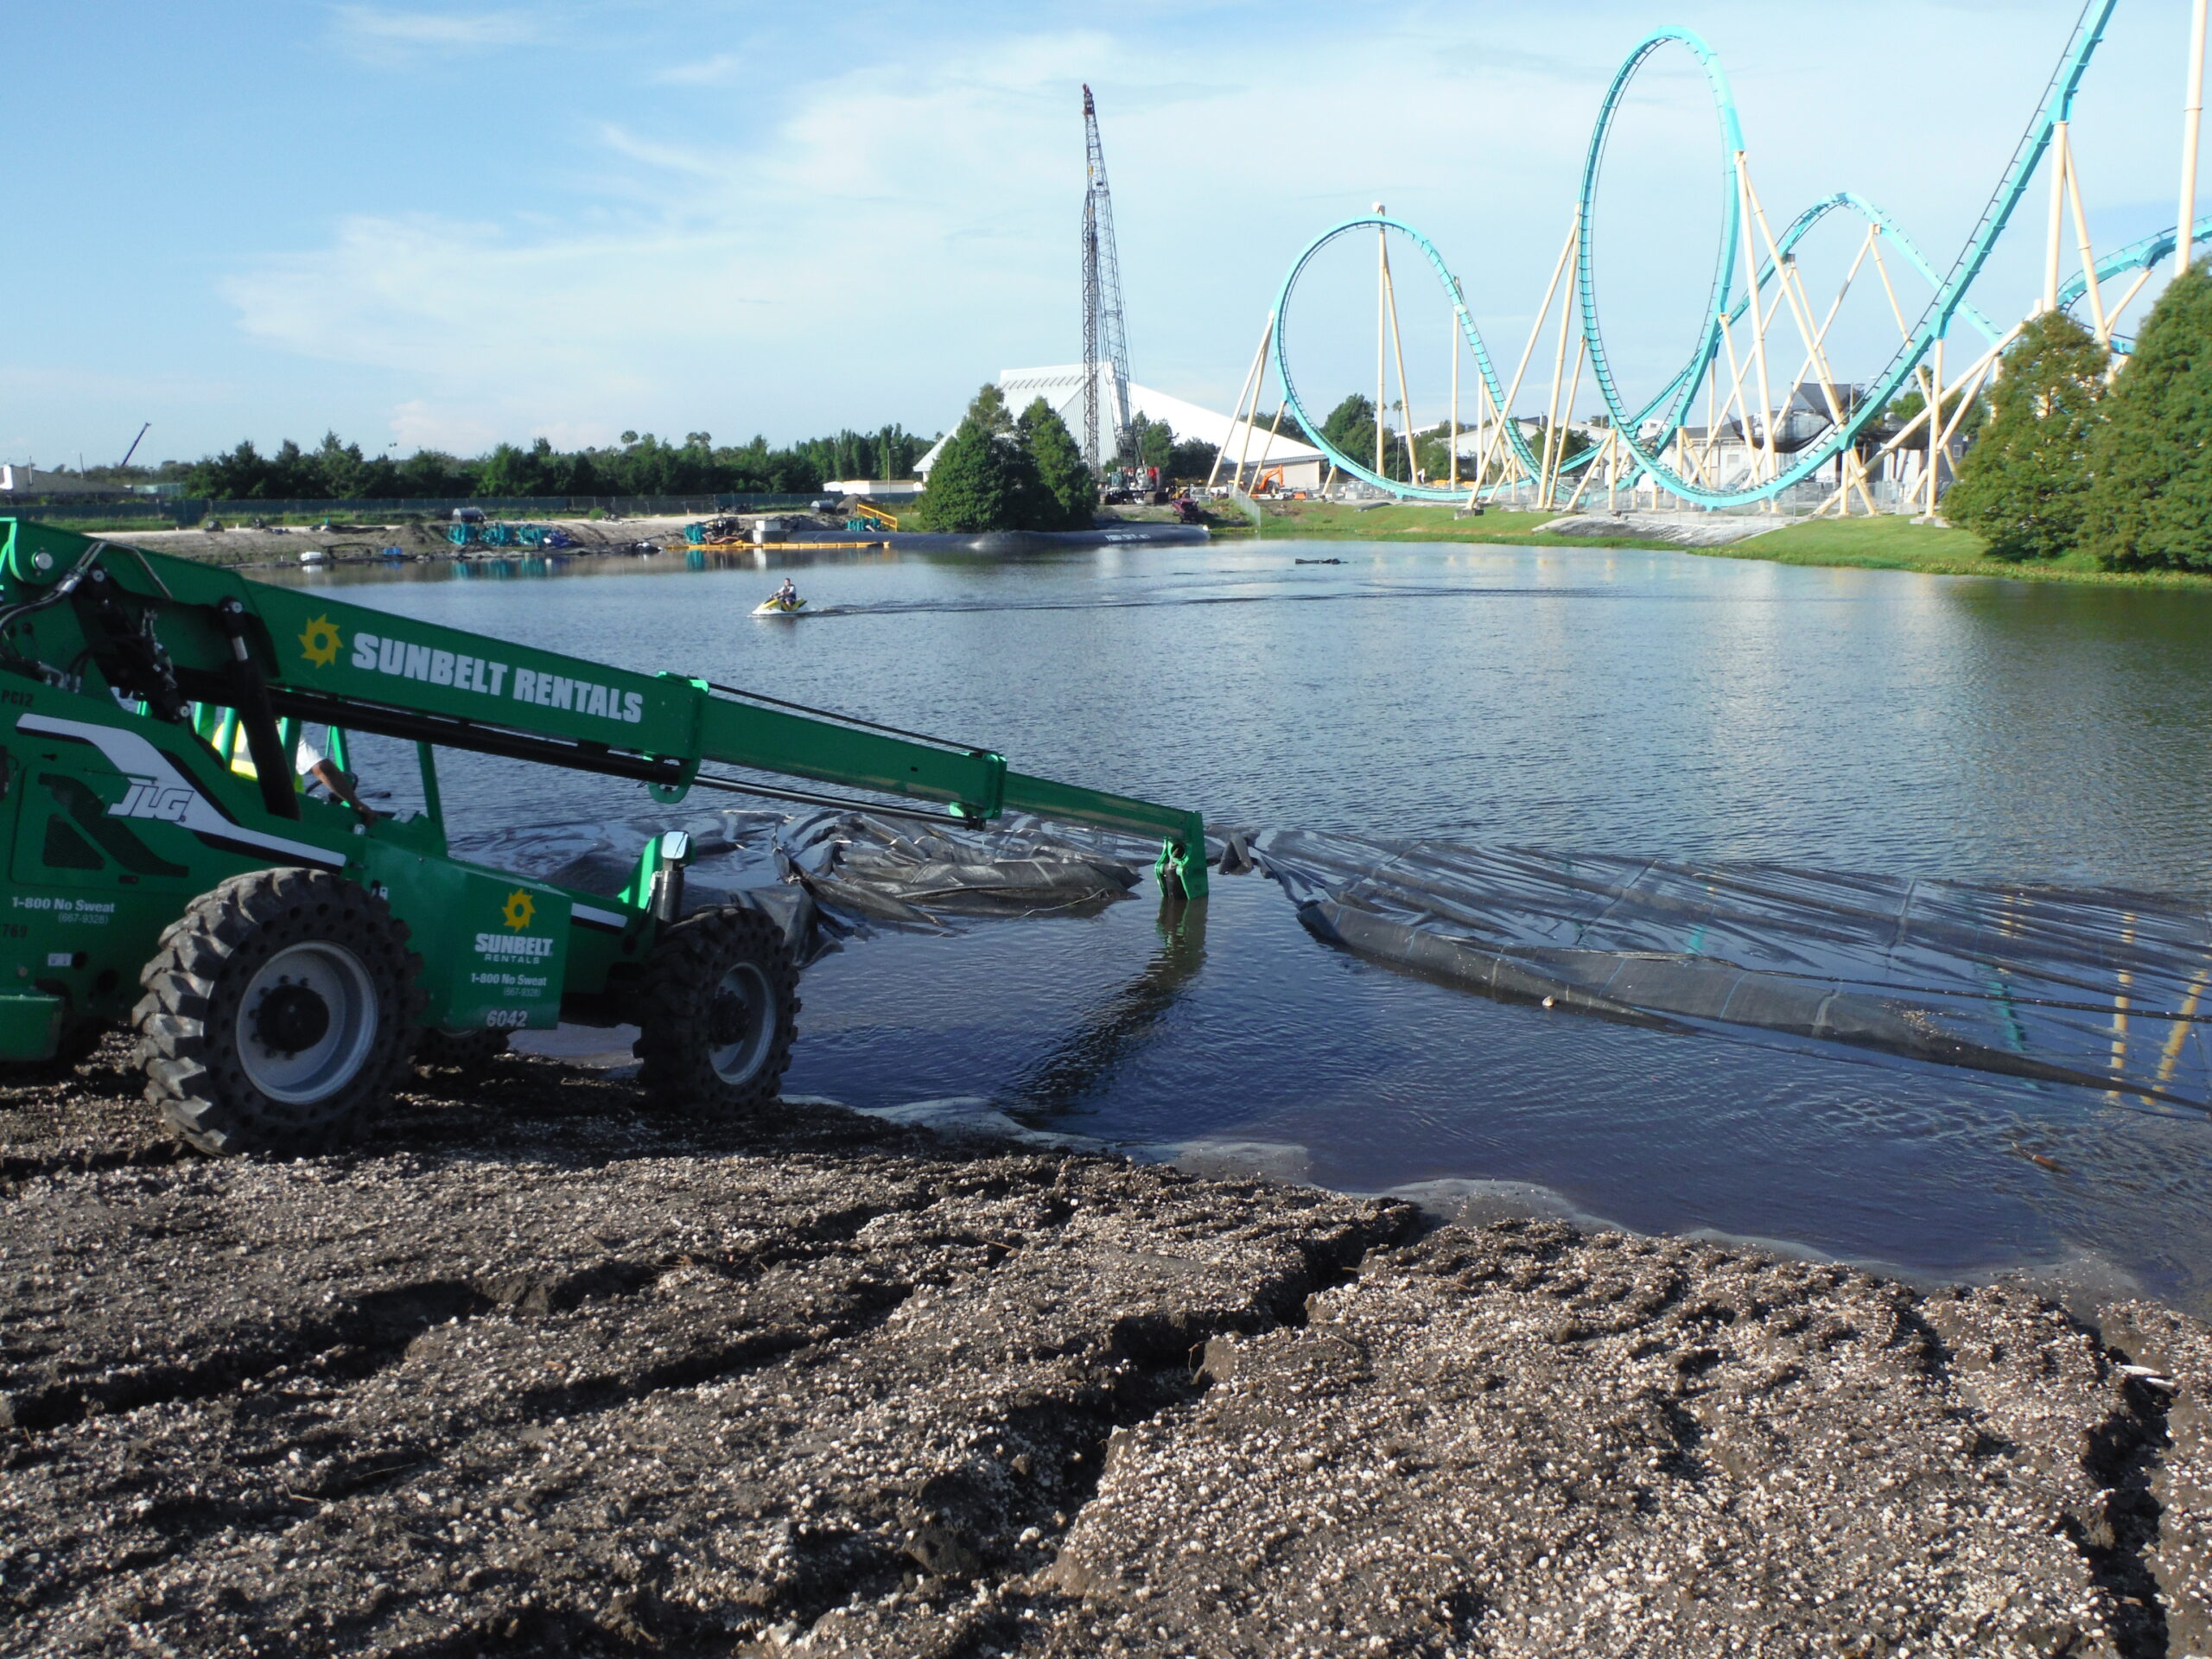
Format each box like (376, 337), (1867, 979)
(283, 540), (2212, 1316)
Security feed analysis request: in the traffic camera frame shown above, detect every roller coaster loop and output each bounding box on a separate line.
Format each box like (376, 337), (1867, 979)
(1260, 0), (2202, 511)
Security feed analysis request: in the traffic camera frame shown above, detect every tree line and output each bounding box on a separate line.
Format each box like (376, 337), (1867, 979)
(1943, 264), (2212, 568)
(173, 425), (935, 501)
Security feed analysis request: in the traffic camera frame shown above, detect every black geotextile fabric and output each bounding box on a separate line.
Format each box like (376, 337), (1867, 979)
(1245, 829), (2212, 1108)
(455, 810), (2212, 1106)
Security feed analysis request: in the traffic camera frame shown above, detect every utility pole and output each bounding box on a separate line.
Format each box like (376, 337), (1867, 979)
(1081, 86), (1134, 475)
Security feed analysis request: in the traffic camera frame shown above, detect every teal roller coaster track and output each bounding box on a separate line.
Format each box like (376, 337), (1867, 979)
(1262, 0), (2205, 510)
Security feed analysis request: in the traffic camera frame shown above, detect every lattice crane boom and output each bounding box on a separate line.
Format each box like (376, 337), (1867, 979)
(1081, 86), (1134, 473)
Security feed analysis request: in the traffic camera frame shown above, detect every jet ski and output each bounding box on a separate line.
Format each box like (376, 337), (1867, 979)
(753, 594), (809, 617)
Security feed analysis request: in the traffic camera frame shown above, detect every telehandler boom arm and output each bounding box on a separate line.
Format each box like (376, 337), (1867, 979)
(0, 520), (1207, 894)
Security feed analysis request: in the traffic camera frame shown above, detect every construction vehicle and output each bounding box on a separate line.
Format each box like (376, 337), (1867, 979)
(849, 502), (899, 533)
(0, 517), (1206, 1154)
(684, 517), (747, 547)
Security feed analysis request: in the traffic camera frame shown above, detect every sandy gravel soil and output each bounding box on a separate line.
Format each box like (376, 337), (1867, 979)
(2, 1041), (2204, 1657)
(86, 518), (707, 568)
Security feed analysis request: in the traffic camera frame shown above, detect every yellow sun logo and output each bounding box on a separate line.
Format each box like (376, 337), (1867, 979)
(501, 889), (537, 931)
(298, 615), (342, 668)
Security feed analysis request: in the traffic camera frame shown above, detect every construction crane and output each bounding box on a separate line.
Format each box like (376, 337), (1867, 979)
(1081, 85), (1135, 474)
(0, 517), (1207, 1154)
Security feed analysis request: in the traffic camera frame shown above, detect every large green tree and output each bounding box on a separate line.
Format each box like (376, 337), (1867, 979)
(1319, 394), (1379, 467)
(1018, 397), (1095, 529)
(2080, 262), (2212, 569)
(915, 385), (1035, 532)
(1128, 413), (1174, 472)
(1166, 435), (1217, 480)
(1313, 392), (1413, 480)
(1941, 311), (2110, 561)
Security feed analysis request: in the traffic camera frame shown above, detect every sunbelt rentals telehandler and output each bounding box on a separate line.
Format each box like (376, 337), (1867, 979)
(0, 518), (1207, 1154)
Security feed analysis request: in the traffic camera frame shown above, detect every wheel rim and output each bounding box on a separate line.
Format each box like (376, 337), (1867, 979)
(237, 942), (380, 1104)
(706, 961), (774, 1085)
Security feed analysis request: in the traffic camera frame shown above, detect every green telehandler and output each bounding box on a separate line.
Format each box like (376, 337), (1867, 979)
(0, 518), (1207, 1154)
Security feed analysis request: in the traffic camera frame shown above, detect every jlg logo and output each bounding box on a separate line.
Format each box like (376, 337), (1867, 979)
(109, 776), (197, 823)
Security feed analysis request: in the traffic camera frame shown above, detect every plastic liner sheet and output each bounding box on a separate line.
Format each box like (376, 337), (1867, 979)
(447, 808), (1149, 962)
(773, 810), (1142, 930)
(1248, 829), (2212, 1109)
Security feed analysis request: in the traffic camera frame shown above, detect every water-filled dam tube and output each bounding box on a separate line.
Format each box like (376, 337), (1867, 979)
(1246, 829), (2212, 1109)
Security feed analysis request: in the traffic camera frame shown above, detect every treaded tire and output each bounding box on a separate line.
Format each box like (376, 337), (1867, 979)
(133, 868), (424, 1155)
(414, 1027), (512, 1078)
(633, 905), (798, 1110)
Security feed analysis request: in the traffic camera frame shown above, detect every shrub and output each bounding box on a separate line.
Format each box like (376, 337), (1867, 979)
(1942, 312), (2107, 561)
(2081, 262), (2212, 569)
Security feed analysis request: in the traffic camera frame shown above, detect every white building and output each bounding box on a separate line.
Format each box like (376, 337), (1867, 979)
(823, 479), (925, 500)
(0, 465), (100, 495)
(917, 365), (1328, 491)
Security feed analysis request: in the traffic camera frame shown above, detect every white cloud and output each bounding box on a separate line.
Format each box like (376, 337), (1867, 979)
(595, 124), (727, 180)
(655, 52), (746, 86)
(329, 7), (537, 65)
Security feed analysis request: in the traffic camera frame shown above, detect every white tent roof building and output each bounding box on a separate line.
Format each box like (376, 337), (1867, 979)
(915, 365), (1326, 481)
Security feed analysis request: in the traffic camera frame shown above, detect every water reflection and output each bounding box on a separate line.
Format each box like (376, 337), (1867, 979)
(1011, 896), (1207, 1113)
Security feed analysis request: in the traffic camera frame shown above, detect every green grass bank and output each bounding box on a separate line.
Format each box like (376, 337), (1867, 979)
(1202, 500), (2212, 589)
(1201, 501), (1691, 554)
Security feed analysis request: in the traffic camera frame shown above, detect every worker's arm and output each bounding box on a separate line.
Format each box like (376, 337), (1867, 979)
(295, 729), (376, 823)
(305, 759), (377, 822)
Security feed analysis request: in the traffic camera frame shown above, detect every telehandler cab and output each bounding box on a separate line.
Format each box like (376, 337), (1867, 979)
(0, 518), (1207, 1154)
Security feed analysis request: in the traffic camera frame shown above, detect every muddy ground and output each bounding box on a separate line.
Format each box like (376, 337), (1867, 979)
(2, 1041), (2206, 1657)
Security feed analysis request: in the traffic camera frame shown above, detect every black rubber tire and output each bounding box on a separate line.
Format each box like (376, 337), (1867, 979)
(133, 868), (424, 1155)
(413, 1027), (512, 1078)
(632, 905), (798, 1110)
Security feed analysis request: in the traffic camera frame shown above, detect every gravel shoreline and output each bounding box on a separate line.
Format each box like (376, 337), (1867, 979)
(3, 1043), (2206, 1656)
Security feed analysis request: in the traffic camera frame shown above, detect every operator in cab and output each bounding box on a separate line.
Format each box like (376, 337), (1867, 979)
(215, 718), (376, 822)
(296, 728), (377, 822)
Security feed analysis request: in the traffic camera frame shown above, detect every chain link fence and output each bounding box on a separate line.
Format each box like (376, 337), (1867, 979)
(0, 493), (834, 527)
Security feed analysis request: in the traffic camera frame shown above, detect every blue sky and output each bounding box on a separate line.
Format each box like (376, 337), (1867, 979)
(3, 1), (2202, 467)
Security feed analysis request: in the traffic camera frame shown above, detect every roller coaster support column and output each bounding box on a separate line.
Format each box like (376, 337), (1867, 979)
(1449, 278), (1461, 496)
(1205, 317), (1272, 494)
(2183, 0), (2209, 273)
(1732, 153), (1780, 493)
(2046, 123), (2069, 314)
(1382, 235), (1421, 485)
(1924, 334), (1945, 513)
(1374, 208), (1391, 478)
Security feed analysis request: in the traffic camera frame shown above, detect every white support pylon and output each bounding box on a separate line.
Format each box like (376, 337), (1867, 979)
(2183, 0), (2209, 275)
